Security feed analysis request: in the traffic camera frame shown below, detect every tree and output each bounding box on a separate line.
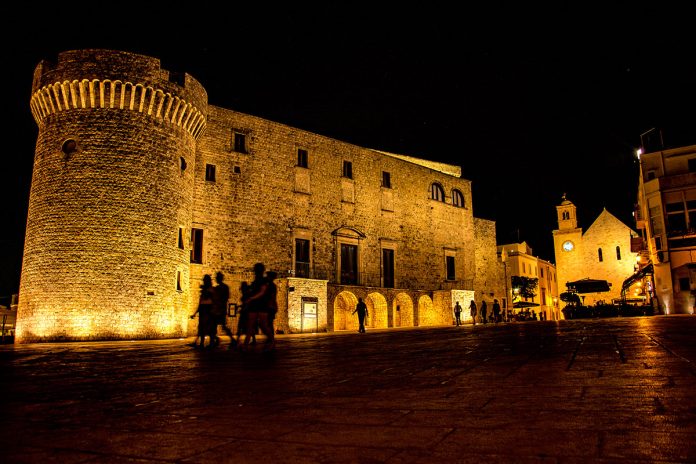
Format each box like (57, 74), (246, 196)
(511, 276), (538, 301)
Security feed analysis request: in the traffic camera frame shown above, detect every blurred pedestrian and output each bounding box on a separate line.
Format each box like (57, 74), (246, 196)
(211, 271), (235, 349)
(453, 301), (463, 326)
(469, 299), (477, 326)
(352, 297), (368, 333)
(480, 300), (488, 324)
(492, 299), (501, 323)
(241, 263), (276, 352)
(189, 274), (214, 348)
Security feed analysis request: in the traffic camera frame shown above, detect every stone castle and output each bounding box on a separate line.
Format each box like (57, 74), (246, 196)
(18, 49), (505, 342)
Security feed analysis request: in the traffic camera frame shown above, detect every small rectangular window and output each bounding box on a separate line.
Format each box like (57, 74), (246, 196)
(205, 164), (216, 182)
(679, 277), (690, 291)
(446, 256), (455, 281)
(234, 132), (247, 153)
(178, 227), (184, 249)
(342, 160), (353, 179)
(688, 158), (696, 173)
(382, 171), (391, 188)
(191, 228), (203, 264)
(297, 149), (308, 168)
(295, 238), (310, 278)
(176, 270), (182, 291)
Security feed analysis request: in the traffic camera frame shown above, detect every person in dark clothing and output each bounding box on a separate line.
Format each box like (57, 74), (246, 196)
(352, 297), (368, 333)
(480, 300), (488, 324)
(211, 272), (234, 349)
(189, 274), (214, 348)
(469, 300), (478, 326)
(492, 299), (501, 323)
(241, 263), (276, 352)
(453, 301), (463, 326)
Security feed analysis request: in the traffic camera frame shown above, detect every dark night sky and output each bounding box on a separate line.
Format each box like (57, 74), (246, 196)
(2, 3), (695, 297)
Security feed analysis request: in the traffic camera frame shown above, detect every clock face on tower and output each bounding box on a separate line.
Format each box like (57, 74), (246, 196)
(562, 240), (575, 252)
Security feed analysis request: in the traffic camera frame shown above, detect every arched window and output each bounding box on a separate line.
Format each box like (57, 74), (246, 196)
(598, 248), (603, 262)
(452, 189), (465, 207)
(616, 246), (621, 260)
(430, 183), (445, 202)
(562, 211), (569, 220)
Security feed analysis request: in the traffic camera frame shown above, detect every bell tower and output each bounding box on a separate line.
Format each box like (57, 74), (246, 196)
(556, 193), (577, 230)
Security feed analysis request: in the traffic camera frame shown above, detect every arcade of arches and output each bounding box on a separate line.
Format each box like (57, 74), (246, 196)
(332, 290), (441, 331)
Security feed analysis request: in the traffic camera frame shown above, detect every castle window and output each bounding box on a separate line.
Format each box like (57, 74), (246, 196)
(233, 166), (241, 174)
(179, 157), (187, 171)
(430, 183), (445, 202)
(382, 248), (395, 288)
(616, 246), (621, 260)
(191, 228), (204, 264)
(178, 227), (185, 249)
(342, 160), (353, 179)
(62, 139), (78, 158)
(562, 211), (569, 220)
(340, 243), (359, 284)
(234, 132), (247, 153)
(382, 171), (391, 188)
(297, 149), (308, 168)
(598, 248), (603, 262)
(205, 164), (216, 182)
(452, 189), (465, 207)
(176, 270), (182, 291)
(446, 255), (456, 281)
(295, 238), (311, 278)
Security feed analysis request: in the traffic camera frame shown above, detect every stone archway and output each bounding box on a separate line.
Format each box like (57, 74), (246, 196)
(366, 292), (388, 329)
(333, 291), (358, 331)
(418, 295), (436, 326)
(393, 293), (414, 327)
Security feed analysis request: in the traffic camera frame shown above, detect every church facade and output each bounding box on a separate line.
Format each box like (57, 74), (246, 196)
(552, 196), (638, 305)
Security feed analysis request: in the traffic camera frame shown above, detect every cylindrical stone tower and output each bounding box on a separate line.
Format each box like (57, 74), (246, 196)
(17, 50), (208, 342)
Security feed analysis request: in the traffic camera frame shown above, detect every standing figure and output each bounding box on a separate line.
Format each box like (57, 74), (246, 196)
(492, 299), (501, 323)
(189, 274), (214, 348)
(480, 300), (488, 324)
(453, 301), (463, 326)
(469, 299), (478, 326)
(241, 263), (276, 352)
(212, 272), (235, 349)
(352, 297), (368, 333)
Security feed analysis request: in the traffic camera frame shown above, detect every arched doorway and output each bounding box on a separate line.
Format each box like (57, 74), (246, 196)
(333, 291), (358, 331)
(418, 295), (436, 326)
(366, 292), (388, 329)
(393, 293), (414, 327)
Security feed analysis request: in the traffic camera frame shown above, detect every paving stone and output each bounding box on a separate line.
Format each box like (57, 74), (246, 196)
(2, 316), (695, 462)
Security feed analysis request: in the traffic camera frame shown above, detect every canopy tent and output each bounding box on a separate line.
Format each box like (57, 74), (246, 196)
(513, 301), (540, 308)
(566, 278), (611, 294)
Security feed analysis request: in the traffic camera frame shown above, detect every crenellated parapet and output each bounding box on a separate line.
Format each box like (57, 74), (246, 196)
(31, 79), (206, 139)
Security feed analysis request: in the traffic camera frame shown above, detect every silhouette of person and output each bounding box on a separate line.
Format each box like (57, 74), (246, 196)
(492, 299), (501, 323)
(189, 274), (214, 348)
(211, 272), (235, 349)
(480, 300), (488, 324)
(241, 263), (276, 352)
(236, 281), (255, 347)
(352, 297), (368, 333)
(453, 301), (463, 326)
(469, 299), (477, 325)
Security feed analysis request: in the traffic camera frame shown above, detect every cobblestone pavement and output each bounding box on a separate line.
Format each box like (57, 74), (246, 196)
(1, 316), (695, 463)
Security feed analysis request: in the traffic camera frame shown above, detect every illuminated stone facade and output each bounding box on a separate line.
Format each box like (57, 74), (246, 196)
(17, 49), (502, 342)
(498, 242), (560, 320)
(634, 144), (696, 314)
(552, 196), (638, 305)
